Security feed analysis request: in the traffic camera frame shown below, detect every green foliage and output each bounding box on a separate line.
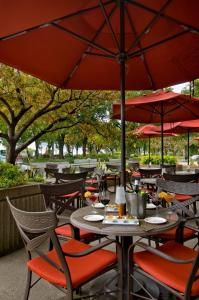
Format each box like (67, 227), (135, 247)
(0, 162), (28, 188)
(139, 155), (177, 165)
(28, 173), (44, 183)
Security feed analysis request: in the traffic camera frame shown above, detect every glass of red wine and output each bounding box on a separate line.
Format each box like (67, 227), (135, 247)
(100, 190), (110, 206)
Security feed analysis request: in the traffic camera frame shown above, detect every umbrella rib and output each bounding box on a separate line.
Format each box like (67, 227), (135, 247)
(128, 0), (199, 35)
(125, 5), (156, 90)
(61, 4), (117, 87)
(127, 0), (172, 54)
(0, 1), (114, 42)
(128, 29), (190, 60)
(165, 100), (199, 119)
(52, 22), (116, 57)
(99, 0), (120, 50)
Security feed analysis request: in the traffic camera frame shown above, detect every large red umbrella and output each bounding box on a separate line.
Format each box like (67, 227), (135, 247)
(1, 1), (199, 184)
(130, 124), (177, 162)
(158, 120), (199, 164)
(113, 90), (199, 165)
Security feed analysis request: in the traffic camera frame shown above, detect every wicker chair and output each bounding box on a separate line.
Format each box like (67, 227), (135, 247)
(105, 163), (121, 193)
(128, 227), (199, 300)
(44, 163), (59, 178)
(151, 179), (199, 246)
(163, 172), (199, 183)
(39, 180), (101, 243)
(54, 171), (88, 185)
(7, 198), (121, 300)
(161, 174), (199, 210)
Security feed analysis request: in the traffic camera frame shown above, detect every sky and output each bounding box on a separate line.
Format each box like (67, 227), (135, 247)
(172, 82), (189, 93)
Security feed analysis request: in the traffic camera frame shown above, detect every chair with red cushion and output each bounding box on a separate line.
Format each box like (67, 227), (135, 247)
(7, 198), (121, 300)
(40, 180), (102, 243)
(128, 218), (199, 300)
(163, 173), (199, 204)
(152, 179), (199, 246)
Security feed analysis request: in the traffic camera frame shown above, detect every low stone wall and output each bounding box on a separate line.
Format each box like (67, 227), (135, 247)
(0, 184), (45, 256)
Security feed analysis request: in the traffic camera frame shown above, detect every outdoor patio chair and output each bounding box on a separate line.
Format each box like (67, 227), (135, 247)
(128, 226), (199, 300)
(54, 171), (88, 185)
(7, 198), (121, 300)
(151, 179), (199, 246)
(44, 163), (59, 178)
(162, 173), (199, 205)
(105, 163), (121, 193)
(139, 168), (162, 192)
(39, 180), (100, 243)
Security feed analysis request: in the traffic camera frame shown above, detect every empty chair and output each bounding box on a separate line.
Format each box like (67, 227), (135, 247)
(139, 168), (162, 192)
(152, 179), (199, 246)
(163, 172), (199, 183)
(54, 171), (88, 184)
(128, 227), (199, 300)
(44, 163), (59, 178)
(40, 180), (101, 243)
(105, 163), (121, 193)
(162, 173), (199, 204)
(7, 198), (120, 300)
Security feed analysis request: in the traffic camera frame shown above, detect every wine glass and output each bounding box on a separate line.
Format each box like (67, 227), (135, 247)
(149, 192), (161, 215)
(99, 190), (110, 206)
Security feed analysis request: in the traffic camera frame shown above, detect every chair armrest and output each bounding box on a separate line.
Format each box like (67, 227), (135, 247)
(62, 238), (120, 257)
(129, 241), (194, 264)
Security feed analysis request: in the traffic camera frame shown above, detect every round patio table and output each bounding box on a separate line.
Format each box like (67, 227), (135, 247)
(70, 206), (179, 300)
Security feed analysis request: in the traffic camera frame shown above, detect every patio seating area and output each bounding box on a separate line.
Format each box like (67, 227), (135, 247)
(1, 2), (199, 300)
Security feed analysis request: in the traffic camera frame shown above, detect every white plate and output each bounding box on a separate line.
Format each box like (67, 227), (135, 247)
(144, 217), (167, 224)
(92, 203), (105, 209)
(83, 215), (104, 222)
(146, 203), (157, 209)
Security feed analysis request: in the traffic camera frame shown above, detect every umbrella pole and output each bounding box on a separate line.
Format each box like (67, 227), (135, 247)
(119, 0), (126, 187)
(187, 129), (190, 165)
(149, 136), (151, 162)
(161, 101), (164, 166)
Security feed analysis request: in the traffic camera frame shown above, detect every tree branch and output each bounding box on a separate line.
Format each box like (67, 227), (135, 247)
(0, 97), (14, 120)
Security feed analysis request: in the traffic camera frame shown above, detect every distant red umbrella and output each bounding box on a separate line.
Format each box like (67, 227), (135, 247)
(113, 90), (199, 165)
(158, 120), (199, 164)
(130, 124), (177, 162)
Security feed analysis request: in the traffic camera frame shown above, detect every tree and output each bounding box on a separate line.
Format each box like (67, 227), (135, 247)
(0, 65), (102, 164)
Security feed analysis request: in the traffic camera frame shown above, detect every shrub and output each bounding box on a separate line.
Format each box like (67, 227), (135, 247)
(0, 162), (28, 188)
(139, 155), (177, 165)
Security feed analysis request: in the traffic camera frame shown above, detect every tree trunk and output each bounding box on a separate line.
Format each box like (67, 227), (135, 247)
(6, 142), (18, 165)
(82, 137), (87, 157)
(58, 135), (65, 159)
(35, 140), (40, 158)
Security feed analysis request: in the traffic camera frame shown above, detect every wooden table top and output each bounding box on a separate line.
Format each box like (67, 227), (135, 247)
(70, 206), (179, 237)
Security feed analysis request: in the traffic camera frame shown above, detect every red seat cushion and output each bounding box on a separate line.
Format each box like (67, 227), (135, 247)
(85, 179), (98, 184)
(55, 224), (96, 239)
(85, 186), (98, 192)
(131, 171), (141, 178)
(58, 191), (80, 198)
(175, 194), (192, 201)
(27, 239), (117, 289)
(133, 241), (199, 296)
(154, 226), (195, 240)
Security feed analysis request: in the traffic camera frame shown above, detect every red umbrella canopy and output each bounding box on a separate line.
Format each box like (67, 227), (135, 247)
(0, 1), (199, 90)
(112, 91), (199, 123)
(130, 124), (177, 138)
(158, 120), (199, 134)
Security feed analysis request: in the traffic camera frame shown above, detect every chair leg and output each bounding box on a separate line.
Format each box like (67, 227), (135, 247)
(24, 269), (32, 300)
